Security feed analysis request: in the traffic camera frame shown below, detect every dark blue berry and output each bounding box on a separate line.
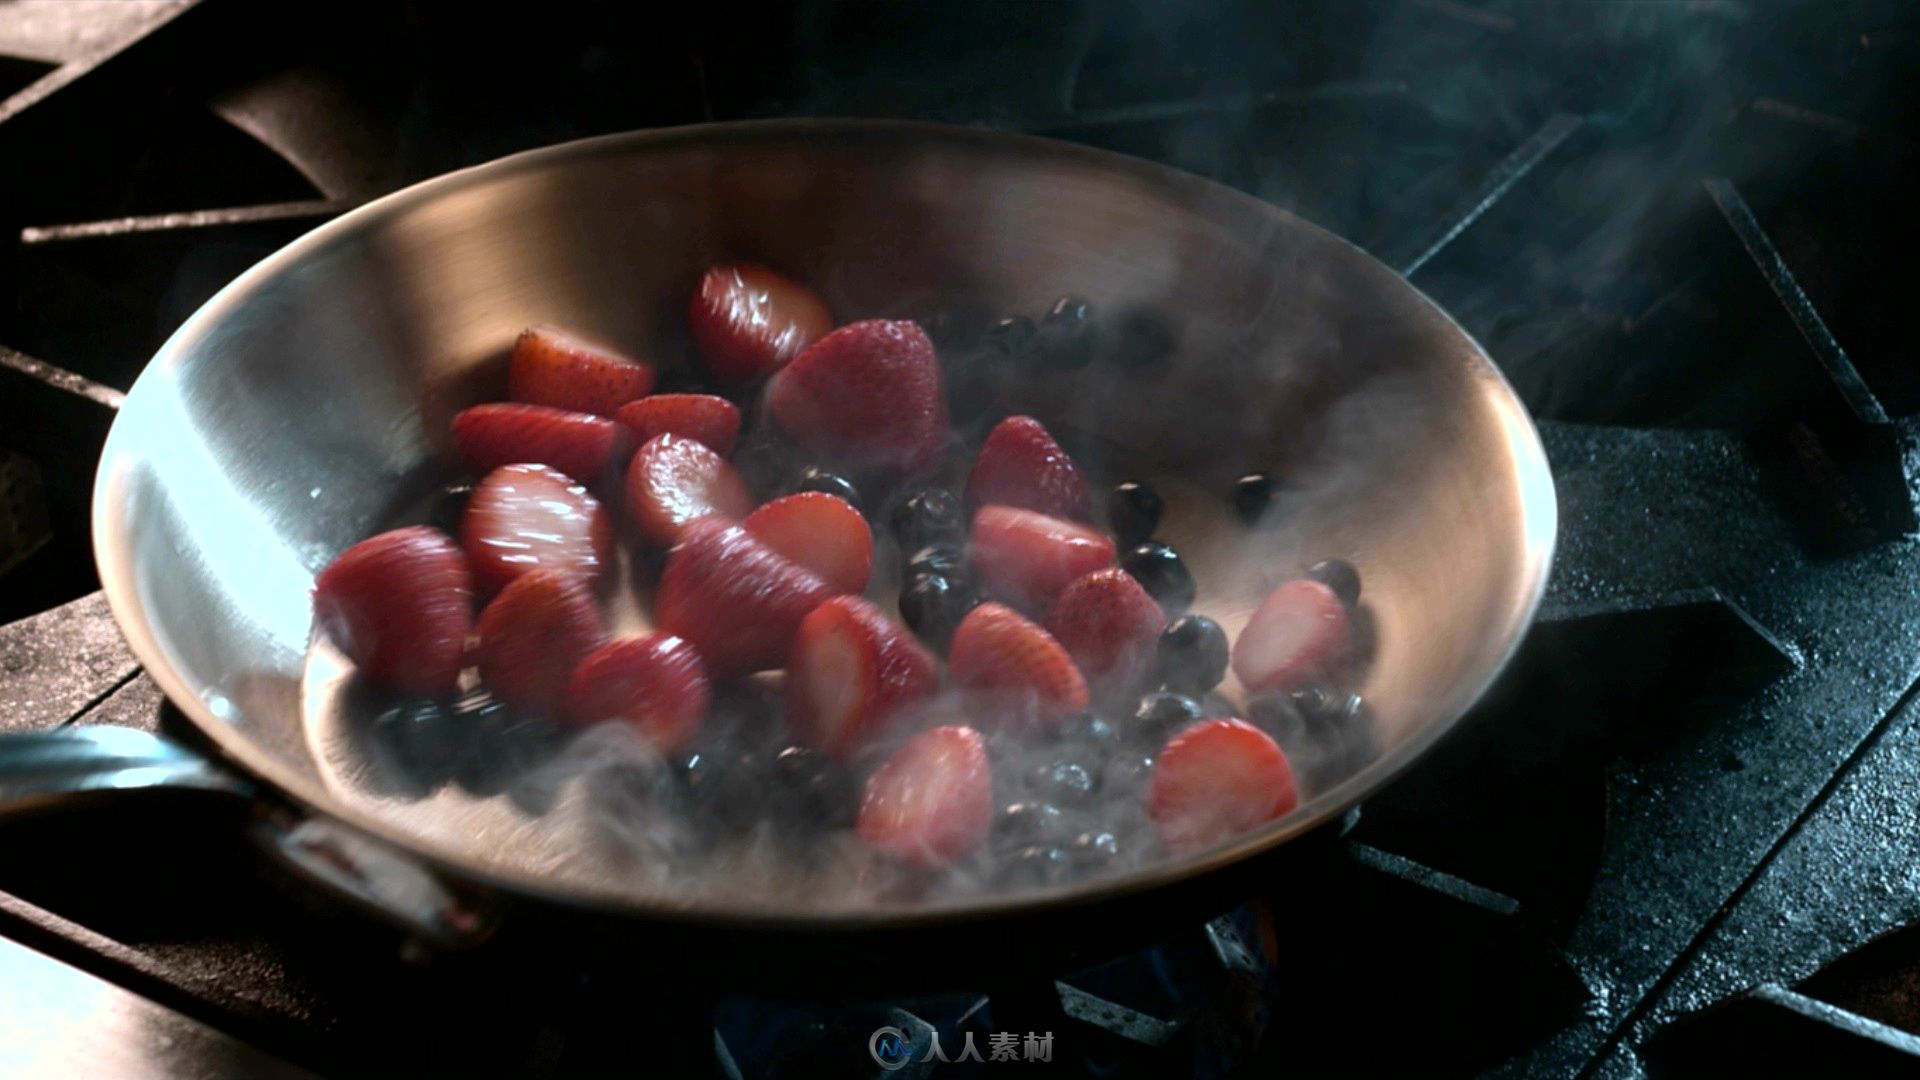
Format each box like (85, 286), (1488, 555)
(1067, 830), (1123, 866)
(770, 745), (858, 828)
(993, 801), (1067, 850)
(1106, 481), (1164, 546)
(677, 748), (768, 834)
(1132, 691), (1203, 746)
(985, 315), (1037, 361)
(1106, 309), (1175, 371)
(1046, 711), (1121, 761)
(426, 481), (473, 536)
(451, 696), (559, 794)
(1001, 845), (1075, 888)
(1307, 557), (1362, 606)
(1102, 753), (1155, 796)
(793, 467), (863, 513)
(899, 574), (978, 650)
(904, 544), (967, 582)
(371, 699), (463, 783)
(890, 487), (966, 552)
(1232, 473), (1276, 525)
(1029, 761), (1098, 809)
(1153, 615), (1229, 694)
(1121, 541), (1196, 618)
(1035, 296), (1097, 370)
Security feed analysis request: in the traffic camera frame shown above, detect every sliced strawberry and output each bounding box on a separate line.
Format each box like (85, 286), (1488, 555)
(786, 596), (937, 759)
(563, 633), (711, 751)
(965, 415), (1090, 521)
(452, 403), (629, 483)
(1045, 567), (1167, 701)
(856, 724), (993, 869)
(654, 517), (836, 677)
(766, 319), (951, 475)
(507, 325), (655, 417)
(461, 463), (613, 594)
(969, 504), (1116, 614)
(614, 394), (742, 456)
(689, 263), (833, 385)
(313, 526), (471, 697)
(743, 492), (872, 595)
(1148, 718), (1298, 853)
(1230, 579), (1351, 693)
(948, 602), (1089, 728)
(625, 433), (754, 547)
(473, 569), (602, 714)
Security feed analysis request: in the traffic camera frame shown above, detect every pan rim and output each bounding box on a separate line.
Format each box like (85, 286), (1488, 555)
(90, 117), (1557, 930)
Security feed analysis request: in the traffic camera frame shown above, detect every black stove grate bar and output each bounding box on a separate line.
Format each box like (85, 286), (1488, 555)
(0, 344), (123, 409)
(1033, 79), (1409, 132)
(1392, 112), (1583, 277)
(19, 198), (355, 245)
(1642, 983), (1920, 1076)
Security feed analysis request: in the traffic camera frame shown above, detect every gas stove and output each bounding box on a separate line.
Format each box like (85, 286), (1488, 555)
(3, 2), (1919, 1076)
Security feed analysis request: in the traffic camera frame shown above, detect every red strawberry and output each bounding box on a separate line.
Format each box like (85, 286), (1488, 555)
(1148, 719), (1298, 853)
(969, 505), (1116, 614)
(507, 325), (655, 417)
(624, 433), (754, 547)
(654, 517), (836, 677)
(689, 263), (833, 385)
(563, 633), (711, 752)
(614, 393), (742, 456)
(766, 319), (951, 475)
(743, 492), (872, 595)
(313, 526), (472, 697)
(473, 569), (602, 714)
(1045, 568), (1167, 701)
(965, 415), (1090, 521)
(786, 596), (938, 759)
(1231, 579), (1351, 693)
(461, 463), (613, 594)
(948, 602), (1089, 728)
(452, 403), (629, 483)
(856, 724), (993, 869)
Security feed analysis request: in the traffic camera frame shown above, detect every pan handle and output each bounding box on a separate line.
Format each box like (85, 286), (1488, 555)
(0, 727), (492, 948)
(0, 726), (255, 808)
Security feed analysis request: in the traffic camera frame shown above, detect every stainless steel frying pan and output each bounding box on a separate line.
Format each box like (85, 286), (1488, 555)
(12, 120), (1554, 977)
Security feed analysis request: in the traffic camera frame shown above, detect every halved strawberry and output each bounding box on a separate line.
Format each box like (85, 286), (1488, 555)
(965, 415), (1090, 521)
(614, 394), (742, 456)
(1230, 579), (1351, 693)
(473, 569), (602, 714)
(856, 724), (993, 869)
(461, 463), (614, 594)
(766, 319), (951, 475)
(786, 596), (937, 759)
(948, 602), (1089, 728)
(563, 633), (711, 751)
(625, 433), (754, 547)
(313, 526), (472, 697)
(1148, 718), (1298, 853)
(452, 403), (629, 483)
(1046, 567), (1167, 702)
(507, 325), (655, 417)
(969, 504), (1116, 614)
(654, 517), (836, 677)
(743, 492), (872, 595)
(689, 263), (833, 385)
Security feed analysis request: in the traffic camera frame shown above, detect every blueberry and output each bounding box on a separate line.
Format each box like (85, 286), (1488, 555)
(903, 544), (967, 582)
(1046, 711), (1121, 760)
(899, 574), (979, 650)
(985, 315), (1038, 361)
(1001, 845), (1075, 888)
(1102, 753), (1155, 796)
(793, 467), (863, 513)
(451, 696), (559, 794)
(889, 487), (966, 552)
(1066, 830), (1123, 866)
(586, 758), (688, 821)
(1105, 309), (1175, 371)
(1132, 691), (1203, 745)
(371, 699), (463, 783)
(1153, 615), (1229, 695)
(677, 748), (767, 834)
(1106, 481), (1164, 546)
(1029, 761), (1098, 809)
(1231, 473), (1276, 525)
(769, 745), (858, 828)
(1035, 296), (1097, 371)
(1246, 686), (1362, 747)
(426, 481), (473, 536)
(1307, 557), (1362, 606)
(1121, 542), (1197, 617)
(993, 801), (1067, 850)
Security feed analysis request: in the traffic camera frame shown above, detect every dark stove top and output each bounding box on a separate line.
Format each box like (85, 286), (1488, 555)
(4, 2), (1920, 1076)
